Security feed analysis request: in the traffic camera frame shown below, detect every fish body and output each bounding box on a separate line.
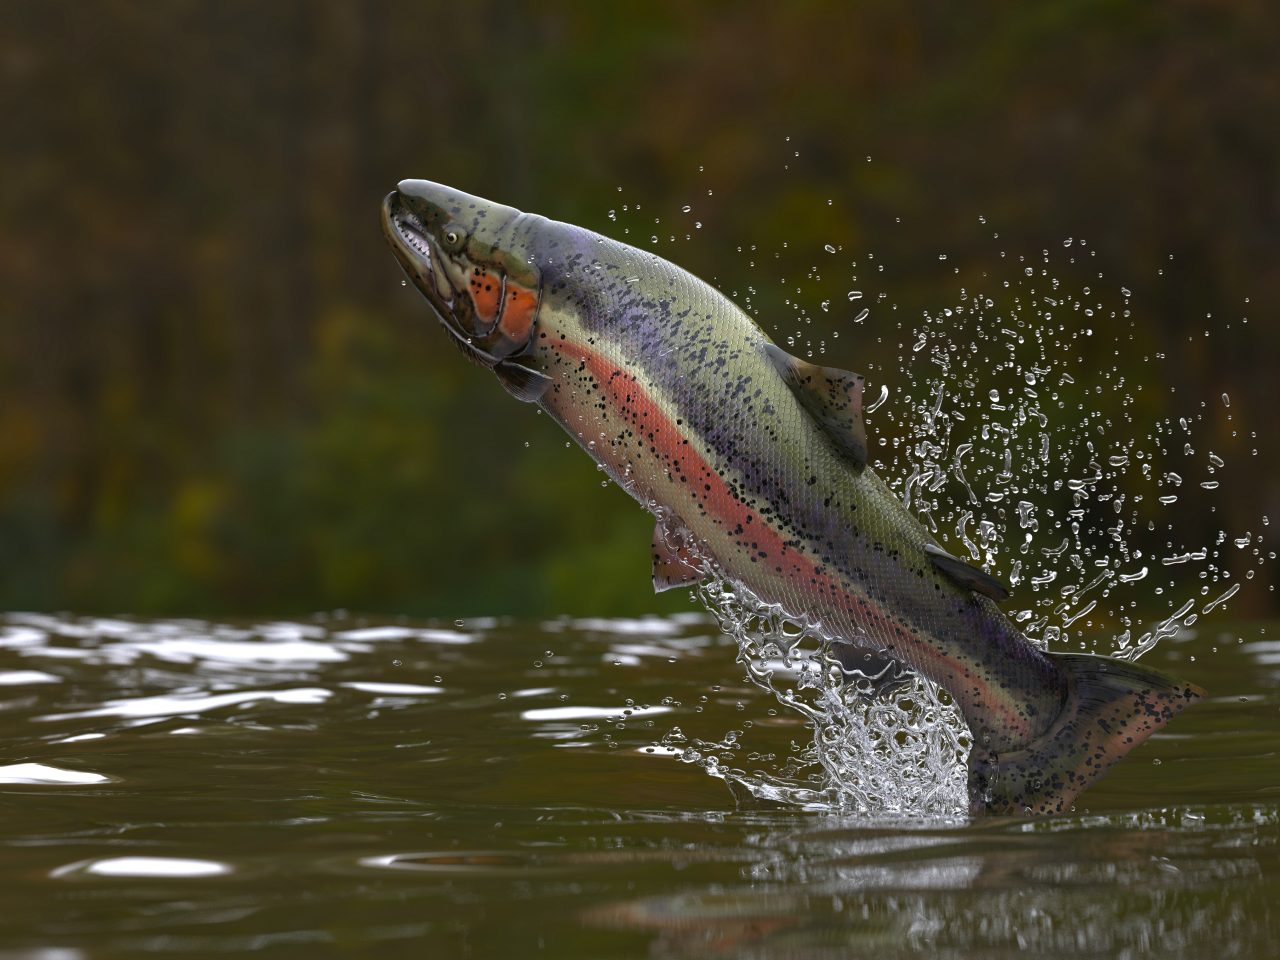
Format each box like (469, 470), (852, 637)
(382, 180), (1204, 815)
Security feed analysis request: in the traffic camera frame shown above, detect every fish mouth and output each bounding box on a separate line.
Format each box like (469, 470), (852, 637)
(385, 197), (436, 269)
(381, 191), (442, 294)
(381, 190), (500, 367)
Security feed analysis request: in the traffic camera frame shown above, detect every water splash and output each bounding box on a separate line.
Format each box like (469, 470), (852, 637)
(867, 252), (1266, 662)
(622, 157), (1269, 815)
(649, 547), (969, 816)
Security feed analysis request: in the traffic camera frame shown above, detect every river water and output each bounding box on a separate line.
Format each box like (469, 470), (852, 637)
(0, 611), (1275, 957)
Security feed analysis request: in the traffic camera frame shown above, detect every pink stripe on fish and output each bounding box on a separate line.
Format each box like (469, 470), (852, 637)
(546, 339), (1027, 736)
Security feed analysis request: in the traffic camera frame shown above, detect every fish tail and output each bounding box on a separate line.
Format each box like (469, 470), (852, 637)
(968, 653), (1205, 816)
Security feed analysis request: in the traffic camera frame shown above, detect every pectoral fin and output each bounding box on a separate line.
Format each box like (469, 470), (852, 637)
(651, 523), (704, 593)
(494, 361), (551, 403)
(924, 543), (1011, 601)
(764, 342), (867, 471)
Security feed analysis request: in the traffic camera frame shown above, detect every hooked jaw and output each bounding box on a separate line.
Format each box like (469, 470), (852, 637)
(381, 181), (543, 365)
(381, 191), (449, 303)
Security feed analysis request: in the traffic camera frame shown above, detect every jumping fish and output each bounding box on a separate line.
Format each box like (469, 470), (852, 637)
(381, 180), (1205, 815)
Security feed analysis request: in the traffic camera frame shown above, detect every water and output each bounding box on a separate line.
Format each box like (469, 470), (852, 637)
(2, 612), (1276, 957)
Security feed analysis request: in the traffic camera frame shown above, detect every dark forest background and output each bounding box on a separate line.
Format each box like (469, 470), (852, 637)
(1, 1), (1276, 618)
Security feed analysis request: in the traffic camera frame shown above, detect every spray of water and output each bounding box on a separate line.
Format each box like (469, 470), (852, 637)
(611, 156), (1269, 815)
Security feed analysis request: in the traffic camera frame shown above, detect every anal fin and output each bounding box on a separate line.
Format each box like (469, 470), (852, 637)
(924, 542), (1011, 601)
(651, 523), (704, 593)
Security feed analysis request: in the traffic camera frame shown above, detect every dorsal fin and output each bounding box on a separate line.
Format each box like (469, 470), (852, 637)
(764, 342), (867, 471)
(651, 522), (704, 593)
(924, 543), (1011, 601)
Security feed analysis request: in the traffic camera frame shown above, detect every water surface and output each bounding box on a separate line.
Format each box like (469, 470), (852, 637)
(0, 613), (1275, 957)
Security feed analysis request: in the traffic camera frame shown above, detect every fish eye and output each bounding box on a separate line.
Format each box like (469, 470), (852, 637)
(441, 226), (466, 252)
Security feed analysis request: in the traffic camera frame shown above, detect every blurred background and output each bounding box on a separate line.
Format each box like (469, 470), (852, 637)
(1, 0), (1275, 618)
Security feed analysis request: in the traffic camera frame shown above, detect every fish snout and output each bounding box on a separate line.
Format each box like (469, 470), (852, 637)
(396, 178), (472, 215)
(382, 191), (445, 301)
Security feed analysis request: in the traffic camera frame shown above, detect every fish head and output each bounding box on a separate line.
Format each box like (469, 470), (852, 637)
(382, 179), (545, 365)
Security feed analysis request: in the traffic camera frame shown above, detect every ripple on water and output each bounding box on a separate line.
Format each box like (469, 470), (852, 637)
(521, 705), (672, 722)
(340, 681), (444, 695)
(0, 762), (111, 785)
(39, 687), (332, 722)
(0, 670), (61, 685)
(53, 857), (231, 879)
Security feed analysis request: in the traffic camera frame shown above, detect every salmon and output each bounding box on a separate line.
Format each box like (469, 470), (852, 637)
(381, 179), (1205, 815)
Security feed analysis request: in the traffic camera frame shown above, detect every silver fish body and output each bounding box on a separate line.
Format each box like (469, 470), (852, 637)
(383, 180), (1204, 814)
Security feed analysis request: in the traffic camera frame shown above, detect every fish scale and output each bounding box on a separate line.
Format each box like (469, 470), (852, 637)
(381, 179), (1205, 815)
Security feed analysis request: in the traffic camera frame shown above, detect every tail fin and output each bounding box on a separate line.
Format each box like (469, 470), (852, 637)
(968, 653), (1205, 816)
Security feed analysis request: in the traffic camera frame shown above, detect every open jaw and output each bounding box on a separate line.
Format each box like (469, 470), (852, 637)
(381, 196), (504, 367)
(382, 198), (446, 300)
(392, 212), (435, 269)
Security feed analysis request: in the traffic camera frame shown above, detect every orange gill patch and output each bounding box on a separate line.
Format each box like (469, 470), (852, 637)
(499, 282), (539, 342)
(466, 264), (502, 327)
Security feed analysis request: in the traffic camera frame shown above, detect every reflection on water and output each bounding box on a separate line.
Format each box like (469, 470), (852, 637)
(0, 612), (1276, 956)
(588, 808), (1273, 958)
